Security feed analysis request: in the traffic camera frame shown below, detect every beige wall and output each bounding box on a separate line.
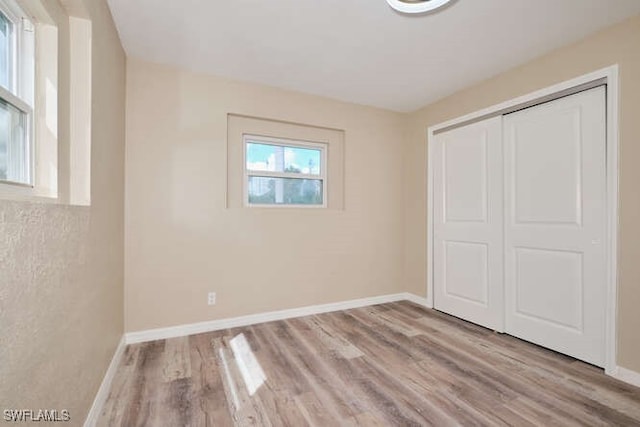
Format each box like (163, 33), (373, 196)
(125, 59), (406, 331)
(404, 15), (640, 372)
(0, 0), (126, 424)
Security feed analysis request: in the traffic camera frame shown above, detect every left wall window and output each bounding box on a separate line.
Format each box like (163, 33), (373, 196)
(0, 0), (33, 186)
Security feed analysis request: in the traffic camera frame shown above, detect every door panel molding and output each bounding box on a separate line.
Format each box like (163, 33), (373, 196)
(444, 240), (489, 306)
(432, 116), (504, 331)
(503, 87), (606, 367)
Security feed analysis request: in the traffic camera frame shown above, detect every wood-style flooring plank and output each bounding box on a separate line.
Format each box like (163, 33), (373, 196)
(98, 302), (640, 426)
(188, 333), (234, 427)
(98, 344), (140, 425)
(161, 336), (192, 382)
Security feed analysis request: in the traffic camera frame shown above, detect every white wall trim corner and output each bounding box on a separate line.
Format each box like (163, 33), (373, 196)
(610, 366), (640, 389)
(425, 123), (435, 310)
(603, 65), (621, 379)
(426, 65), (620, 374)
(404, 292), (432, 308)
(84, 336), (126, 427)
(125, 293), (416, 344)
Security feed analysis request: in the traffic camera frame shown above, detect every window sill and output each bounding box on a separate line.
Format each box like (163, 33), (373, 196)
(0, 182), (88, 206)
(245, 204), (327, 209)
(0, 185), (56, 204)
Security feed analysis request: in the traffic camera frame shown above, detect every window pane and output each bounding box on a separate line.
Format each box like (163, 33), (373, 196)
(246, 142), (283, 172)
(246, 141), (322, 175)
(248, 176), (323, 205)
(0, 12), (12, 91)
(284, 146), (321, 175)
(0, 98), (28, 183)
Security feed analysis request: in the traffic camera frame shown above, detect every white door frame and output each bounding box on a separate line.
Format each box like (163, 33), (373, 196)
(425, 65), (620, 376)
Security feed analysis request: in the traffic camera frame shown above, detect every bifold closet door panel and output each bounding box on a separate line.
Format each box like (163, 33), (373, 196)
(503, 86), (607, 367)
(432, 116), (504, 331)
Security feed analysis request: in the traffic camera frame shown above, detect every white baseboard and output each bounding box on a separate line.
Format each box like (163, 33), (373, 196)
(404, 292), (432, 308)
(84, 336), (126, 427)
(125, 293), (425, 344)
(610, 365), (640, 388)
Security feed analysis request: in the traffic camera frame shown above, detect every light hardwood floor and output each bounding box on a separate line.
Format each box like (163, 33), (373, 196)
(98, 302), (640, 426)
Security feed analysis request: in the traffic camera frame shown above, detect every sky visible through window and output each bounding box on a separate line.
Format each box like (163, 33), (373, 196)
(246, 141), (321, 175)
(0, 12), (10, 91)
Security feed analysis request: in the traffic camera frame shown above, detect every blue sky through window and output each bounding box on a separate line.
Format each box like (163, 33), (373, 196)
(0, 12), (11, 91)
(246, 141), (321, 175)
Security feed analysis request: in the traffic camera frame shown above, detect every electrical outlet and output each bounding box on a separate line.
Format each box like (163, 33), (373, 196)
(208, 292), (216, 306)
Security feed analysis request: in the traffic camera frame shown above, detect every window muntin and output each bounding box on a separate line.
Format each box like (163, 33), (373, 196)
(0, 0), (33, 186)
(244, 135), (327, 207)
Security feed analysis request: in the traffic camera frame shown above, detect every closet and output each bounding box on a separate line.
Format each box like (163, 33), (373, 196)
(432, 86), (607, 367)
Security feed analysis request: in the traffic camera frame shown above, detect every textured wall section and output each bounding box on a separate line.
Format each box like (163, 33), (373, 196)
(0, 0), (126, 424)
(0, 202), (92, 418)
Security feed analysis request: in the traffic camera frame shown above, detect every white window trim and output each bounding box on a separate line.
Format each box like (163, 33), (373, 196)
(0, 0), (34, 188)
(243, 134), (328, 208)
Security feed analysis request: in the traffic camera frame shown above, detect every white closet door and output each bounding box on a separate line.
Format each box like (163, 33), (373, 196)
(503, 87), (607, 367)
(433, 116), (504, 331)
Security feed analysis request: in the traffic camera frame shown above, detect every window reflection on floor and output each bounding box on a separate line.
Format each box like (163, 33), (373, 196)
(218, 347), (240, 410)
(229, 333), (266, 396)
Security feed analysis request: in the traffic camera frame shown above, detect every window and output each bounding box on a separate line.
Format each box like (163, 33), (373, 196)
(0, 0), (33, 186)
(228, 114), (344, 210)
(244, 135), (327, 207)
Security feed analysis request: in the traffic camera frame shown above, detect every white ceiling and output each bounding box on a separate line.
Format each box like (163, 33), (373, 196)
(106, 0), (640, 112)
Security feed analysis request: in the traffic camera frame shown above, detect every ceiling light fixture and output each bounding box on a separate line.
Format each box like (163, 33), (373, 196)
(386, 0), (452, 14)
